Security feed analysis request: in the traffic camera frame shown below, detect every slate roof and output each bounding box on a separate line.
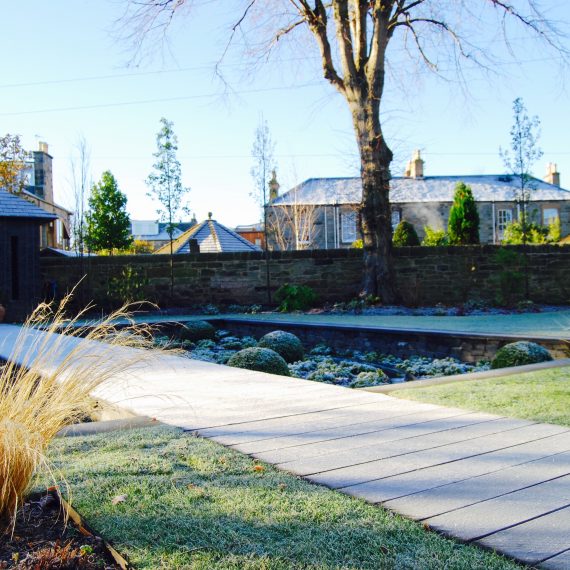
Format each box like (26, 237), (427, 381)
(40, 247), (97, 258)
(154, 218), (262, 254)
(131, 221), (196, 242)
(271, 175), (570, 206)
(0, 189), (58, 220)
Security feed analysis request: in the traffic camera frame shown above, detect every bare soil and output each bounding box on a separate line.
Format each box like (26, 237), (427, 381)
(0, 490), (120, 569)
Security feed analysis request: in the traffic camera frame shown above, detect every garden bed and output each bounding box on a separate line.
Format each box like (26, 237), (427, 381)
(155, 327), (491, 388)
(0, 489), (123, 569)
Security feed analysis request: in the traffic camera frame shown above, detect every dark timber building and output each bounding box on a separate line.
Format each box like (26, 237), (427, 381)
(0, 189), (57, 321)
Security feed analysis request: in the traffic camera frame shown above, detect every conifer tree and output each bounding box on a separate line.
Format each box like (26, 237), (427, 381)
(448, 182), (480, 245)
(392, 220), (420, 247)
(85, 171), (132, 253)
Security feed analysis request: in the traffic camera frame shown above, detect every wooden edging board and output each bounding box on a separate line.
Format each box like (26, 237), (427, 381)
(361, 357), (570, 393)
(52, 488), (132, 570)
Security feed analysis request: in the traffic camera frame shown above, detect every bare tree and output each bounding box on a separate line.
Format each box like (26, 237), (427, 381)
(268, 198), (320, 251)
(118, 0), (568, 302)
(251, 117), (276, 302)
(69, 135), (91, 255)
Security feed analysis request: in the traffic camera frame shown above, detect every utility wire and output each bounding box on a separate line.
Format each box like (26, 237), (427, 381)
(0, 82), (323, 117)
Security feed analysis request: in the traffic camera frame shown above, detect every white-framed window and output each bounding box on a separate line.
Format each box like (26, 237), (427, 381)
(391, 209), (401, 230)
(254, 238), (262, 247)
(340, 211), (357, 243)
(543, 207), (559, 227)
(497, 208), (513, 238)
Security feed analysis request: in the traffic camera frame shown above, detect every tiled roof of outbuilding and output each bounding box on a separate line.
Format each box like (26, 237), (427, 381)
(154, 217), (262, 254)
(271, 175), (570, 206)
(0, 189), (58, 220)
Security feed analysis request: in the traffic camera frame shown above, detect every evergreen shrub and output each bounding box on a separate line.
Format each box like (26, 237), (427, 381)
(227, 347), (291, 376)
(258, 330), (305, 363)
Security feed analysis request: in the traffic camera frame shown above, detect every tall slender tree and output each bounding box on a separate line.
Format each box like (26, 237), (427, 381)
(500, 98), (543, 246)
(250, 117), (276, 302)
(146, 117), (190, 298)
(85, 171), (132, 253)
(119, 1), (568, 302)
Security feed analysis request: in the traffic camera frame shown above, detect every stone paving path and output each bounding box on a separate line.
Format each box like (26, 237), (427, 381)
(1, 323), (569, 568)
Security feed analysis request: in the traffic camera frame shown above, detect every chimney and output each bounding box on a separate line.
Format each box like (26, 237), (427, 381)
(269, 170), (280, 201)
(404, 161), (412, 177)
(545, 162), (560, 186)
(38, 141), (49, 154)
(410, 149), (424, 179)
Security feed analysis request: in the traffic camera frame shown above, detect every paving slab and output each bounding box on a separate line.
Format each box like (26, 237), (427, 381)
(306, 422), (564, 488)
(425, 475), (570, 541)
(201, 399), (443, 446)
(278, 417), (535, 478)
(476, 506), (570, 566)
(236, 407), (477, 460)
(542, 548), (570, 570)
(383, 435), (570, 518)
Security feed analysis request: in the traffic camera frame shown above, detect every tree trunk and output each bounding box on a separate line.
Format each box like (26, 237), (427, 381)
(351, 99), (398, 303)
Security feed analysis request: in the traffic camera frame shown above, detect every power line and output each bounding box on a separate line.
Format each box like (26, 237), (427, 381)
(0, 82), (323, 116)
(0, 53), (559, 90)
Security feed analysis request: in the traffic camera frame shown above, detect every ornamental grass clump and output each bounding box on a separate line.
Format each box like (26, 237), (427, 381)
(0, 296), (156, 528)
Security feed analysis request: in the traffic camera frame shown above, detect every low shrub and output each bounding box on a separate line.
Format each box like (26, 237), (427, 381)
(349, 370), (389, 388)
(393, 220), (420, 246)
(491, 341), (553, 369)
(258, 330), (304, 363)
(178, 320), (216, 341)
(421, 226), (449, 246)
(227, 347), (291, 376)
(274, 284), (317, 312)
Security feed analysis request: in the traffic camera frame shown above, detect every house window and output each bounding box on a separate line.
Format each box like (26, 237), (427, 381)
(391, 209), (401, 230)
(341, 211), (357, 243)
(254, 238), (262, 247)
(543, 208), (559, 227)
(497, 208), (513, 238)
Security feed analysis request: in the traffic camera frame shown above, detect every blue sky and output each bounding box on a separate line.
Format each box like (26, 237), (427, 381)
(1, 1), (569, 227)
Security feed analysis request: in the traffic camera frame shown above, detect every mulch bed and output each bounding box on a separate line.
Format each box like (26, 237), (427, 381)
(0, 490), (121, 569)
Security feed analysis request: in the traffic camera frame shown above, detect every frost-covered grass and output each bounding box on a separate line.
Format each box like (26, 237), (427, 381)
(41, 425), (523, 570)
(392, 367), (570, 427)
(154, 332), (490, 388)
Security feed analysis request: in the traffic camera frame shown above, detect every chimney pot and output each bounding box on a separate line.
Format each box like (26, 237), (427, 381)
(544, 162), (560, 186)
(38, 141), (49, 154)
(410, 149), (424, 179)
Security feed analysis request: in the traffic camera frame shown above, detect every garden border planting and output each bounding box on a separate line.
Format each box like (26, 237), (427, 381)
(207, 316), (569, 361)
(362, 357), (570, 393)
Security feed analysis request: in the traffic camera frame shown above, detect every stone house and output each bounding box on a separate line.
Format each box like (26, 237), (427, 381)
(0, 189), (57, 321)
(267, 152), (570, 249)
(20, 142), (73, 249)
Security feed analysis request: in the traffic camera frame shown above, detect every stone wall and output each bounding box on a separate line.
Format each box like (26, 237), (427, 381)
(40, 245), (570, 309)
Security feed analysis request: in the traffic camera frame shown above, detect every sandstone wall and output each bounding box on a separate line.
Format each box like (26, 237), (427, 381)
(40, 245), (570, 308)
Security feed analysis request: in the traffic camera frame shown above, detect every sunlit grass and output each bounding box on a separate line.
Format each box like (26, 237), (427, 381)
(391, 367), (570, 426)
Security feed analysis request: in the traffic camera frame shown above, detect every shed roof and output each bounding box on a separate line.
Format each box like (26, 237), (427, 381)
(0, 189), (58, 220)
(271, 175), (570, 206)
(154, 217), (262, 254)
